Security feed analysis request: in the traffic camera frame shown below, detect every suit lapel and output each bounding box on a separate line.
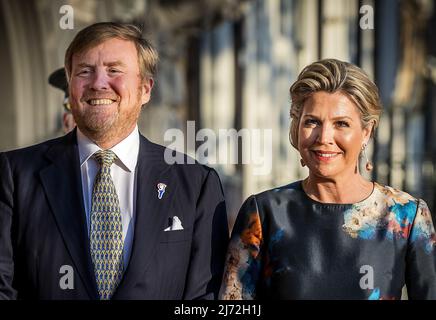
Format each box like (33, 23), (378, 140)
(113, 135), (177, 297)
(39, 130), (98, 299)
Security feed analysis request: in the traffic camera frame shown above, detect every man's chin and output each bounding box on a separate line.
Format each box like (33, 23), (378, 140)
(78, 119), (116, 137)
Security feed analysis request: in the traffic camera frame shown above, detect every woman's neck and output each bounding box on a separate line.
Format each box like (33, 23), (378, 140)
(302, 174), (374, 204)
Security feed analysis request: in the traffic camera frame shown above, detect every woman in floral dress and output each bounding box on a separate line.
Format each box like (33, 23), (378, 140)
(219, 59), (436, 300)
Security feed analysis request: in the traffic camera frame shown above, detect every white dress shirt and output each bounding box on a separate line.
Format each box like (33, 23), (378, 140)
(77, 126), (139, 268)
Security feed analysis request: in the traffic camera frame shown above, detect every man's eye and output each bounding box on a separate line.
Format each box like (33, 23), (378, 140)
(108, 68), (121, 74)
(77, 69), (91, 76)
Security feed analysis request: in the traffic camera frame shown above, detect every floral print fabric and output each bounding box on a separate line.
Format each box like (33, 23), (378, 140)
(220, 181), (436, 300)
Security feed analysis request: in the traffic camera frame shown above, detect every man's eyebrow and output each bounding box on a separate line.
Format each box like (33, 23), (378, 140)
(75, 63), (94, 69)
(104, 61), (127, 67)
(74, 61), (127, 68)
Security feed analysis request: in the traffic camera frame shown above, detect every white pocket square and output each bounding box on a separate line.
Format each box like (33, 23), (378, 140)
(164, 216), (184, 231)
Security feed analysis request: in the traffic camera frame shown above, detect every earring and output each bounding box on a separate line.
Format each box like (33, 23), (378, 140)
(361, 143), (373, 171)
(300, 159), (306, 167)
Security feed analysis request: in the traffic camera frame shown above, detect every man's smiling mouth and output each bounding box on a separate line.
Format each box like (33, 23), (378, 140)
(86, 98), (116, 105)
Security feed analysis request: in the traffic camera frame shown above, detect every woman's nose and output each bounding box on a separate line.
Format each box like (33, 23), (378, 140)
(316, 124), (334, 145)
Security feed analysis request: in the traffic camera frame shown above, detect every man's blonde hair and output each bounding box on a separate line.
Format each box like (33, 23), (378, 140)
(65, 22), (158, 81)
(289, 59), (382, 149)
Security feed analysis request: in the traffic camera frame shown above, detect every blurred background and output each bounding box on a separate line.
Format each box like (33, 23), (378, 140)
(0, 0), (435, 228)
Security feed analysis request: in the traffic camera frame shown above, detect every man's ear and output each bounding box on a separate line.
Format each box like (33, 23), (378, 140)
(141, 78), (154, 105)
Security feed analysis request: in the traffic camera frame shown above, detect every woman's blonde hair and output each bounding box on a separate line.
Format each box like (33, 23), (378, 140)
(289, 59), (382, 149)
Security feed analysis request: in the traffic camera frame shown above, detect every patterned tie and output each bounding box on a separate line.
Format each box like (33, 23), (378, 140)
(90, 150), (124, 300)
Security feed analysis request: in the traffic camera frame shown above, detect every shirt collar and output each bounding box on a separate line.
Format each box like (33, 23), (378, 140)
(77, 125), (140, 172)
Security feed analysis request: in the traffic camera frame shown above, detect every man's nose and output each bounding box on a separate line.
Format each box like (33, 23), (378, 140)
(316, 124), (334, 145)
(89, 70), (109, 90)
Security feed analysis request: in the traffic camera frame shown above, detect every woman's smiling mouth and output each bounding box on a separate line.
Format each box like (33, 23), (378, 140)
(311, 150), (342, 161)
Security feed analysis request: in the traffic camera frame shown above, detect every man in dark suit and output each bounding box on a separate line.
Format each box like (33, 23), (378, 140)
(0, 22), (228, 300)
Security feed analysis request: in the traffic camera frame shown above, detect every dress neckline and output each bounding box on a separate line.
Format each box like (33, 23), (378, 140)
(299, 180), (377, 206)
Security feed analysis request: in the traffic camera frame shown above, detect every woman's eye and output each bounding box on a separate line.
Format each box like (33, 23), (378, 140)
(304, 119), (319, 126)
(336, 121), (350, 127)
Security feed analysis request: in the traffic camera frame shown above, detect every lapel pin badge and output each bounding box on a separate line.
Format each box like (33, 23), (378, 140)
(157, 183), (167, 200)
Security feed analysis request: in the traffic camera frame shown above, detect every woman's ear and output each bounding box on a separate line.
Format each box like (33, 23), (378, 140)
(362, 120), (374, 145)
